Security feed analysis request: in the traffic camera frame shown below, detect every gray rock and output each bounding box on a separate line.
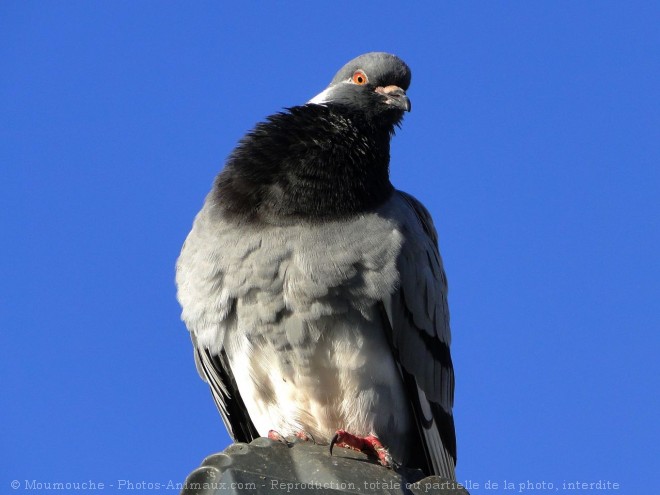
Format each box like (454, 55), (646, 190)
(180, 438), (469, 494)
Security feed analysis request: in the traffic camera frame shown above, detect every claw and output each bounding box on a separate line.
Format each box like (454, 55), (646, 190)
(329, 432), (340, 456)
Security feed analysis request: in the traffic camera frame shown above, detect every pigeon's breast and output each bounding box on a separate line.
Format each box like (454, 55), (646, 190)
(178, 199), (405, 352)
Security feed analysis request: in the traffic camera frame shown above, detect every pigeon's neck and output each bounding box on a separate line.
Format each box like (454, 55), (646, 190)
(213, 104), (395, 223)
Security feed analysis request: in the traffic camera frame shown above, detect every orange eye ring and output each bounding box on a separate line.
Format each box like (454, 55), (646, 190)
(352, 70), (368, 85)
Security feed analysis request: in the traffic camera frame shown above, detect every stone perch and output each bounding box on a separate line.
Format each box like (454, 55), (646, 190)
(180, 438), (469, 495)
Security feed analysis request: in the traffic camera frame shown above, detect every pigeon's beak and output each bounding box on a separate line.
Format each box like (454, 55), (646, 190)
(375, 85), (411, 112)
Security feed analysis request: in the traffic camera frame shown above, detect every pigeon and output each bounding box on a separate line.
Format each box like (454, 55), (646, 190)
(176, 52), (456, 479)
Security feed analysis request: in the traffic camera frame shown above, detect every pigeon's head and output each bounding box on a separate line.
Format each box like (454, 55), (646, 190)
(309, 52), (411, 126)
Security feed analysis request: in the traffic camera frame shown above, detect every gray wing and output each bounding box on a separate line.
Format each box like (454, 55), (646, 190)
(176, 198), (259, 443)
(382, 191), (456, 479)
(191, 335), (259, 442)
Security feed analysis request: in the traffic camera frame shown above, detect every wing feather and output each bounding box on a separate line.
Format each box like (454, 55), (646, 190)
(177, 201), (259, 443)
(382, 191), (456, 479)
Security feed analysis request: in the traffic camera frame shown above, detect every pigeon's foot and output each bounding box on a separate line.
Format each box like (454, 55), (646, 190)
(267, 430), (291, 446)
(329, 429), (394, 468)
(268, 430), (316, 445)
(295, 430), (316, 443)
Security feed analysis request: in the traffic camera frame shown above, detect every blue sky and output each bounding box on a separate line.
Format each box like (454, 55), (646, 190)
(2, 1), (658, 493)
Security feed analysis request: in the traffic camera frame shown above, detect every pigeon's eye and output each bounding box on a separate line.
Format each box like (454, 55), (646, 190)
(352, 71), (368, 85)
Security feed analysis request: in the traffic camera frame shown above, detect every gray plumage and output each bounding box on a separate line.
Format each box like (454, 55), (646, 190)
(176, 52), (456, 479)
